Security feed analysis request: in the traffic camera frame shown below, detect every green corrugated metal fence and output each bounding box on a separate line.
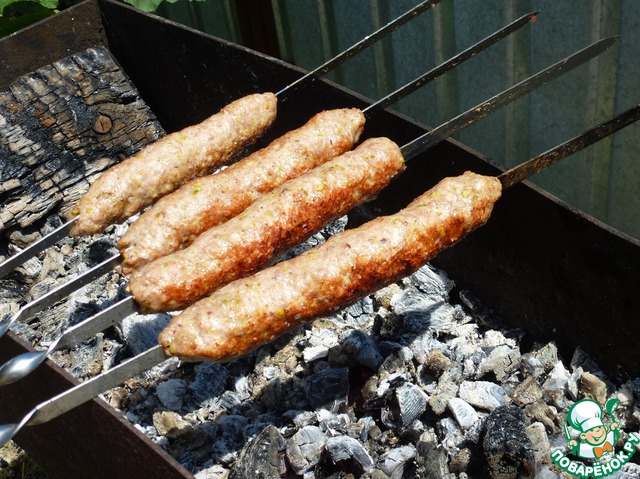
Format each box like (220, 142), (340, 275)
(158, 0), (640, 240)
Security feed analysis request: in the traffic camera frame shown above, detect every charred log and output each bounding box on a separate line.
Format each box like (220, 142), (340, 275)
(0, 45), (164, 234)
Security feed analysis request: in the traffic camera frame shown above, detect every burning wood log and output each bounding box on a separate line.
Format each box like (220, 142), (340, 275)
(0, 46), (164, 234)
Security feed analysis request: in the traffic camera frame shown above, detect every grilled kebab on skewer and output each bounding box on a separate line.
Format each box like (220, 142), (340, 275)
(0, 35), (615, 390)
(0, 58), (637, 447)
(0, 49), (640, 445)
(112, 10), (538, 273)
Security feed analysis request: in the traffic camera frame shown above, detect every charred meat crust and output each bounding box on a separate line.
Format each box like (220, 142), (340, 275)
(158, 171), (502, 361)
(69, 92), (277, 236)
(128, 137), (404, 312)
(118, 108), (365, 273)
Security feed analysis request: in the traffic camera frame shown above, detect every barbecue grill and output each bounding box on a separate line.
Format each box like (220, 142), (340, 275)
(1, 1), (639, 477)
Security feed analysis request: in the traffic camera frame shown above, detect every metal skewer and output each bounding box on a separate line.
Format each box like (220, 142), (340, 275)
(0, 36), (620, 419)
(0, 11), (538, 345)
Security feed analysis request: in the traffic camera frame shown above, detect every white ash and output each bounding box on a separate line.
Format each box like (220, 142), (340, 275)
(4, 213), (640, 478)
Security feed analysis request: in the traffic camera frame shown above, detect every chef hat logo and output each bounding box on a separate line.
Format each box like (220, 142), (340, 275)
(568, 399), (605, 433)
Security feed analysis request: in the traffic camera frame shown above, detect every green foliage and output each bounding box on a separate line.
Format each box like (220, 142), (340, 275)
(0, 0), (185, 38)
(0, 1), (56, 37)
(121, 0), (178, 13)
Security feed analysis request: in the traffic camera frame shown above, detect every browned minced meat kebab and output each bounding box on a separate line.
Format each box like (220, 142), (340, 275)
(69, 93), (277, 236)
(158, 171), (502, 361)
(129, 137), (404, 311)
(118, 108), (365, 272)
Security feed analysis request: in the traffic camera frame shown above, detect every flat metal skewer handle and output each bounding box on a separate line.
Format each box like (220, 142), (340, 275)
(0, 297), (138, 386)
(0, 218), (77, 280)
(0, 345), (167, 449)
(0, 253), (122, 339)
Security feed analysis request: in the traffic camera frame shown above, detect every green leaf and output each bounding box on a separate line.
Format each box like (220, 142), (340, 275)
(0, 2), (55, 39)
(0, 0), (57, 16)
(121, 0), (164, 12)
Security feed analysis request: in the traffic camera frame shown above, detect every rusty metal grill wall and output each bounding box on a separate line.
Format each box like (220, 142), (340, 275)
(1, 1), (639, 477)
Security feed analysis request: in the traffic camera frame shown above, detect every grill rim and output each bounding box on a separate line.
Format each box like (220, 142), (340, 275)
(1, 0), (640, 476)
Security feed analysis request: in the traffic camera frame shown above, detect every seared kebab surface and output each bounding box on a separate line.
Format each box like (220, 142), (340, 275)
(128, 137), (403, 311)
(158, 171), (502, 362)
(118, 108), (365, 273)
(69, 93), (277, 236)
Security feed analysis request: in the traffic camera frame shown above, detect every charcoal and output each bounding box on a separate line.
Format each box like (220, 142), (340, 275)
(449, 447), (472, 473)
(378, 445), (416, 478)
(381, 382), (427, 432)
(543, 361), (570, 394)
(302, 327), (339, 363)
(401, 264), (453, 299)
(459, 380), (508, 412)
(118, 312), (171, 356)
(423, 349), (452, 377)
(69, 335), (104, 379)
(8, 194), (640, 479)
(0, 278), (28, 303)
(448, 397), (480, 430)
(194, 464), (230, 479)
(317, 410), (352, 435)
(619, 463), (640, 478)
(483, 405), (535, 479)
(283, 410), (317, 429)
(331, 329), (382, 371)
(533, 465), (563, 478)
(304, 368), (349, 410)
(524, 422), (550, 469)
(510, 376), (543, 406)
(319, 435), (374, 475)
(578, 371), (608, 404)
(38, 249), (65, 281)
(156, 378), (187, 410)
(286, 425), (326, 474)
(478, 345), (521, 382)
(523, 400), (560, 433)
(153, 410), (192, 439)
(355, 416), (376, 442)
(520, 355), (545, 378)
(229, 425), (285, 479)
(428, 364), (463, 415)
(570, 346), (604, 375)
(480, 330), (507, 347)
(458, 288), (502, 329)
(7, 223), (41, 247)
(343, 295), (374, 323)
(82, 237), (118, 267)
(415, 430), (452, 478)
(189, 363), (229, 404)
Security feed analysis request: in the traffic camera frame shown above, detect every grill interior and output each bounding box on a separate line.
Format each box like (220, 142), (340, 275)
(1, 1), (640, 477)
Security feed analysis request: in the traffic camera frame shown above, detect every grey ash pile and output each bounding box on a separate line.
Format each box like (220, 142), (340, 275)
(2, 215), (640, 479)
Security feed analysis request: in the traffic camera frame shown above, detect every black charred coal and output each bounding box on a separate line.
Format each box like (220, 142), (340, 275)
(315, 435), (374, 478)
(482, 405), (535, 479)
(303, 367), (350, 410)
(82, 238), (118, 267)
(229, 425), (286, 479)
